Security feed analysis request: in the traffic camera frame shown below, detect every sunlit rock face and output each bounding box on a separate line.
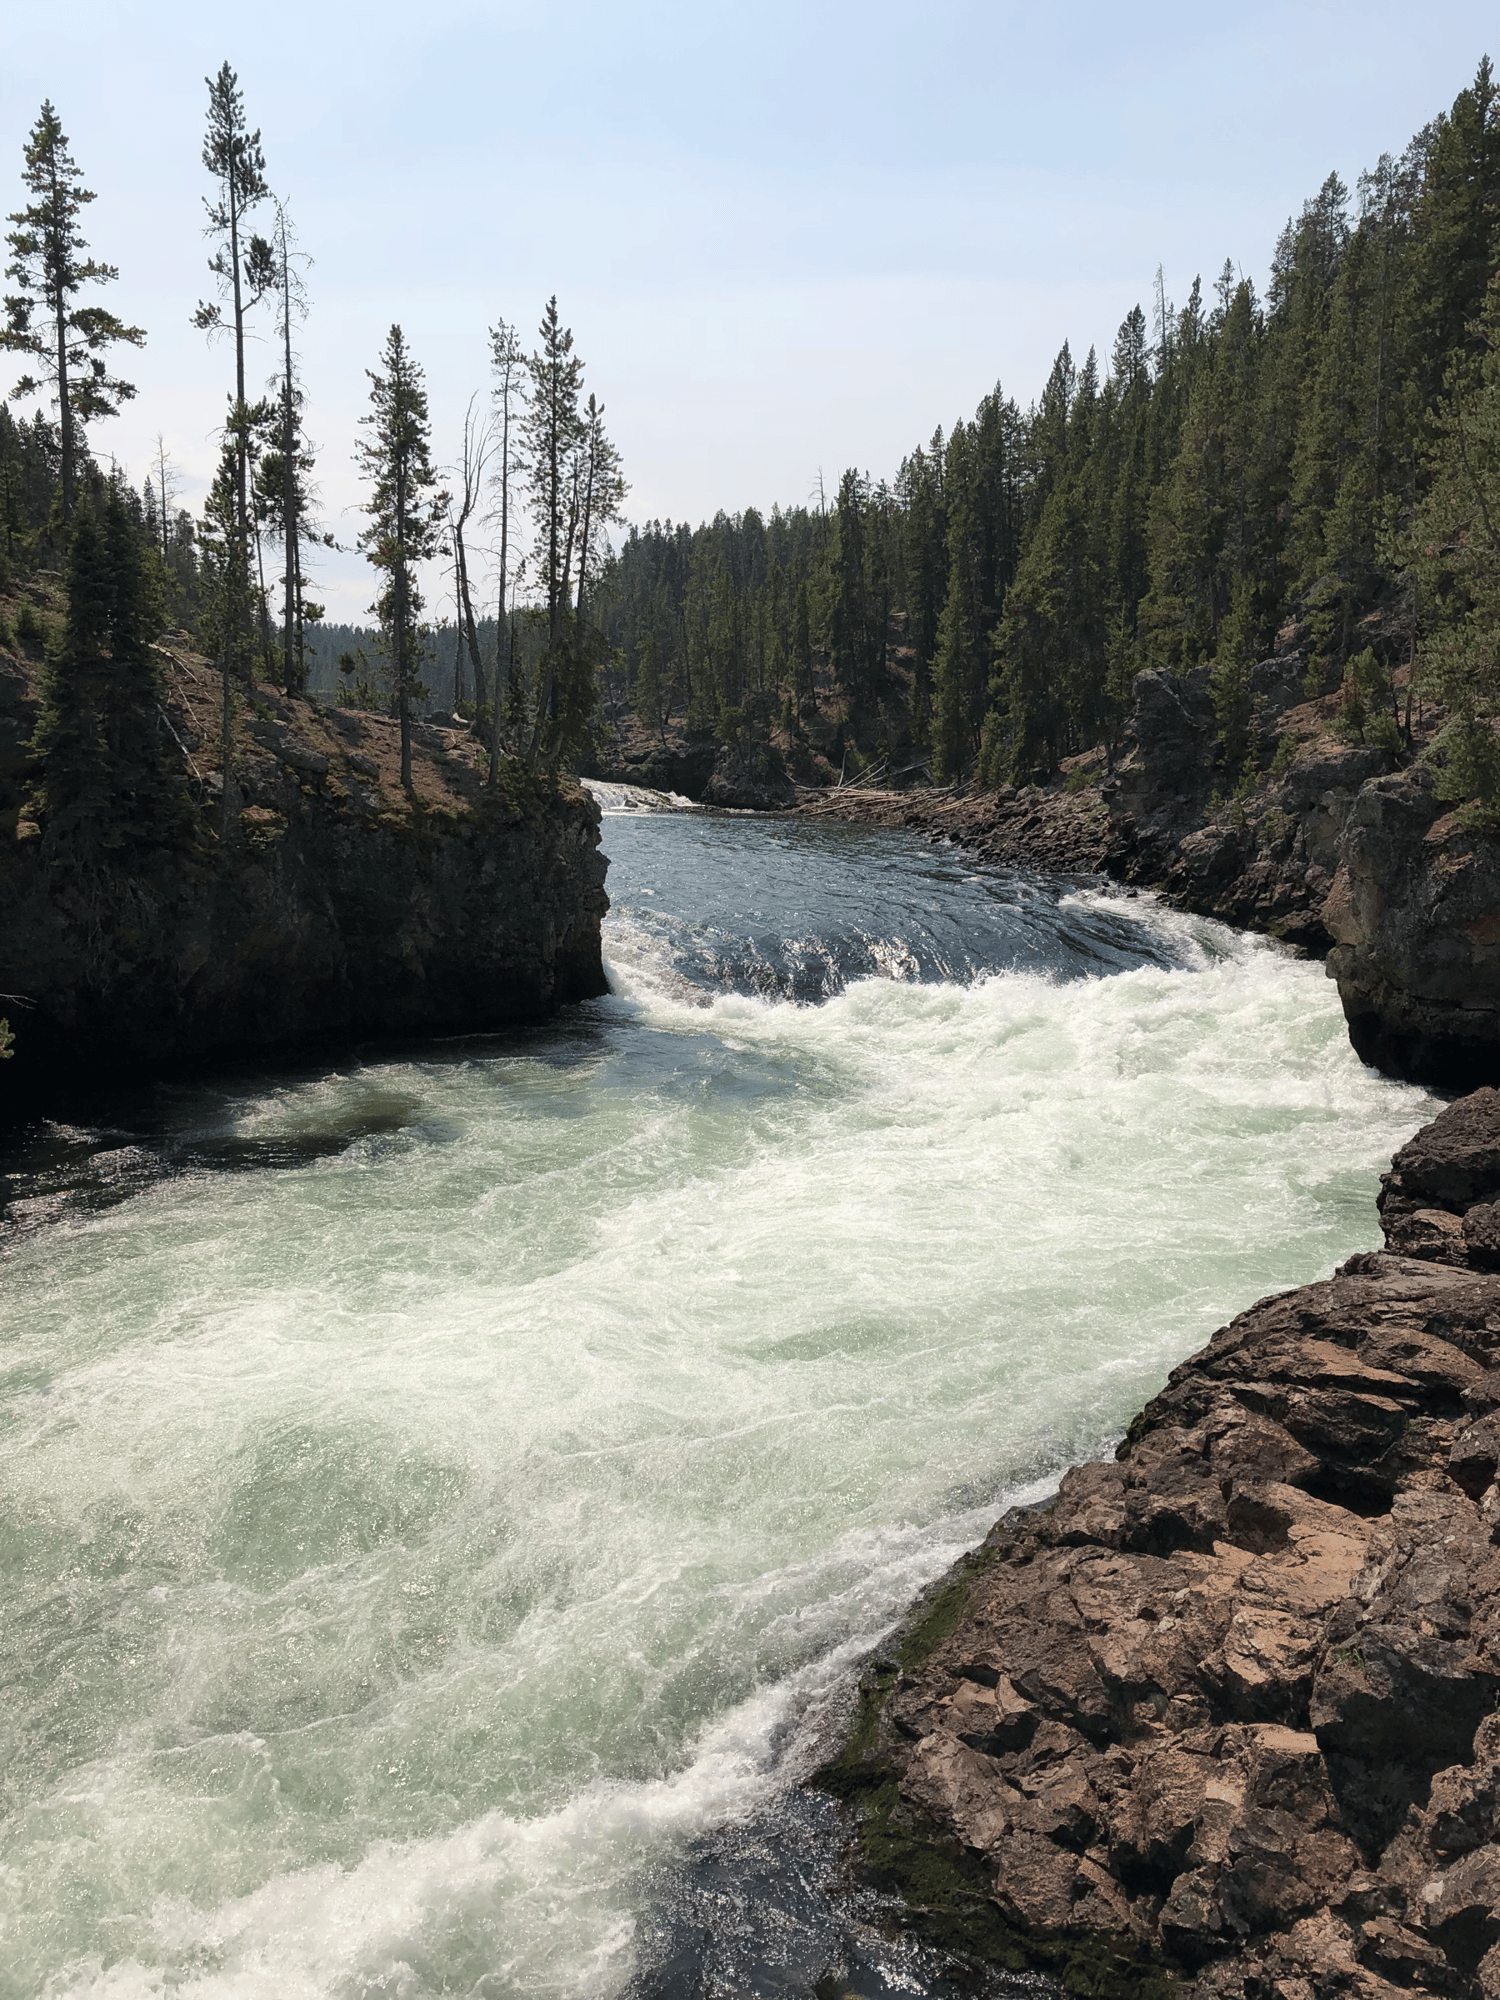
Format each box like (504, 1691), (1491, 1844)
(1323, 769), (1500, 1092)
(857, 1087), (1500, 1999)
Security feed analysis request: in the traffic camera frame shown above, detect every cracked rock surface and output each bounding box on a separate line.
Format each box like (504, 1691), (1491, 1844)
(858, 1091), (1500, 1998)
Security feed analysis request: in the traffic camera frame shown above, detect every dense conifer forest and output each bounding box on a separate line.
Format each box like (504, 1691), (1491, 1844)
(2, 55), (1499, 832)
(591, 58), (1500, 805)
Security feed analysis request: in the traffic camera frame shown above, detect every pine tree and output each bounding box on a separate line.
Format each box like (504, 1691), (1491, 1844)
(31, 499), (110, 837)
(98, 491), (190, 841)
(1404, 60), (1500, 410)
(193, 64), (273, 677)
(523, 298), (584, 762)
(2, 103), (145, 520)
(255, 200), (321, 694)
(898, 433), (947, 740)
(32, 496), (188, 848)
(634, 627), (670, 743)
(355, 325), (447, 792)
(1407, 274), (1500, 811)
(558, 392), (627, 761)
(829, 468), (878, 703)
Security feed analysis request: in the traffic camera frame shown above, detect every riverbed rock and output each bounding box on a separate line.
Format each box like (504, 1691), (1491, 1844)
(837, 1088), (1500, 1997)
(587, 725), (720, 800)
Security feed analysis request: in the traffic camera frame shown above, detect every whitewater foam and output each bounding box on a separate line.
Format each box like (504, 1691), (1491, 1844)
(0, 815), (1438, 2000)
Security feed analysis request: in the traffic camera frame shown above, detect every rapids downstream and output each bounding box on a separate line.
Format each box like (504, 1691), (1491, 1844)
(0, 794), (1439, 1998)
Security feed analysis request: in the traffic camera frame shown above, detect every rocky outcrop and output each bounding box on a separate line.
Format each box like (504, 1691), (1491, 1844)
(795, 780), (1115, 874)
(798, 653), (1500, 1092)
(1323, 773), (1500, 1089)
(1104, 662), (1392, 958)
(590, 719), (797, 810)
(702, 735), (797, 810)
(1377, 1088), (1500, 1269)
(589, 729), (719, 801)
(827, 1091), (1500, 1998)
(0, 652), (609, 1124)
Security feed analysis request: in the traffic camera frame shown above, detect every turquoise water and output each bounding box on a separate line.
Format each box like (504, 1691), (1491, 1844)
(0, 804), (1437, 1998)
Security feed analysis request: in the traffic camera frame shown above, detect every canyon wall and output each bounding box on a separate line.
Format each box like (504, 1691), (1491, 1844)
(0, 648), (609, 1122)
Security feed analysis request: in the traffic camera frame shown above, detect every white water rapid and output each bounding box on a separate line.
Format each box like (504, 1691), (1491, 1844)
(0, 804), (1439, 1999)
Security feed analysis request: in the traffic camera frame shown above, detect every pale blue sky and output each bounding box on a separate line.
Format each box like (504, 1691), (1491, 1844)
(4, 2), (1494, 620)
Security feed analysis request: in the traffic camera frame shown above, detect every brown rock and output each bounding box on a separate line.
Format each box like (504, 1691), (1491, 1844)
(848, 1092), (1500, 1998)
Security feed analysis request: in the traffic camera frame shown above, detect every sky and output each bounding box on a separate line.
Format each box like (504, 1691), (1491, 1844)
(3, 1), (1495, 623)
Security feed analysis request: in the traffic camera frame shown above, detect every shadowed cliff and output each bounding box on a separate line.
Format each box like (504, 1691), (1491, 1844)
(0, 627), (609, 1124)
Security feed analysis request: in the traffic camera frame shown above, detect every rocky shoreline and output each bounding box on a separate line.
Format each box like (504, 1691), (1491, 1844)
(0, 640), (610, 1127)
(794, 660), (1500, 1097)
(817, 1091), (1500, 1999)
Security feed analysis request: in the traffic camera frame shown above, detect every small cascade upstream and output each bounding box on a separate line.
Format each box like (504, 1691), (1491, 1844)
(583, 777), (702, 815)
(0, 802), (1438, 1999)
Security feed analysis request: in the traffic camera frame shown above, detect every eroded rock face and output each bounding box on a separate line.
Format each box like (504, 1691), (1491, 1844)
(0, 780), (609, 1121)
(852, 1090), (1500, 1998)
(702, 736), (797, 811)
(589, 731), (720, 800)
(1324, 772), (1500, 1090)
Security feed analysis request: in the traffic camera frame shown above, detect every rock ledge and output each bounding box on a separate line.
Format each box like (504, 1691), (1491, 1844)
(825, 1091), (1500, 1998)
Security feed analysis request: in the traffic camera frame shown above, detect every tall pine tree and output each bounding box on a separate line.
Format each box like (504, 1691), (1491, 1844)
(2, 103), (144, 521)
(355, 325), (447, 792)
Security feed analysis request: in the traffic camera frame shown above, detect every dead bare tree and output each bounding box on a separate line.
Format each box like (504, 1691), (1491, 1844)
(487, 317), (526, 781)
(449, 395), (493, 720)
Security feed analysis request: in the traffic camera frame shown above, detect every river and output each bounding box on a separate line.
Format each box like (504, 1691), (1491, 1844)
(0, 795), (1438, 1998)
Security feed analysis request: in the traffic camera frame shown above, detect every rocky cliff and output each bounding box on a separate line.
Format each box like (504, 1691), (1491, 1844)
(798, 654), (1500, 1094)
(588, 717), (798, 810)
(823, 1091), (1500, 1999)
(0, 637), (609, 1124)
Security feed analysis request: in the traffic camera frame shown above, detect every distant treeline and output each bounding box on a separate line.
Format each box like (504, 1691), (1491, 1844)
(300, 617), (551, 711)
(593, 58), (1500, 798)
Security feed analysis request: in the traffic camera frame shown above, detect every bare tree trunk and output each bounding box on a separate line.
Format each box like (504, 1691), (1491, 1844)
(282, 287), (296, 692)
(155, 436), (175, 568)
(54, 247), (73, 519)
(488, 323), (523, 786)
(453, 523), (487, 713)
(293, 533), (304, 697)
(253, 520), (273, 683)
(219, 643), (239, 841)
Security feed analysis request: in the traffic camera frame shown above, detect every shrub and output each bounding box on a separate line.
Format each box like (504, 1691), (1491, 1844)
(16, 601), (45, 654)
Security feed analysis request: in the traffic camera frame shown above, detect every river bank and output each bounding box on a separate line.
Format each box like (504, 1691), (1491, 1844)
(0, 630), (609, 1127)
(795, 660), (1500, 1096)
(814, 1089), (1500, 2000)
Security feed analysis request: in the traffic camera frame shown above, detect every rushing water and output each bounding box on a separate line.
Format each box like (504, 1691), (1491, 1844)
(0, 800), (1439, 2000)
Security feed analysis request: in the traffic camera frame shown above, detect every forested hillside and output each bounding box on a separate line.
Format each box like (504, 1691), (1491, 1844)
(3, 58), (1498, 824)
(593, 58), (1500, 806)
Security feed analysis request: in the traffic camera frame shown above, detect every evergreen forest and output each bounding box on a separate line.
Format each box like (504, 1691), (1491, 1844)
(591, 57), (1500, 805)
(3, 56), (1500, 827)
